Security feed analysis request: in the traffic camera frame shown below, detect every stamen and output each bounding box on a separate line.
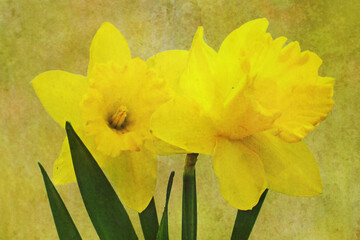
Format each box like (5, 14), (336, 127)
(110, 105), (128, 129)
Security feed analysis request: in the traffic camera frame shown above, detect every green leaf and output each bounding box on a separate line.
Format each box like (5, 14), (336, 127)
(65, 122), (137, 240)
(38, 162), (82, 240)
(139, 198), (159, 240)
(231, 189), (268, 240)
(156, 171), (175, 240)
(182, 154), (198, 240)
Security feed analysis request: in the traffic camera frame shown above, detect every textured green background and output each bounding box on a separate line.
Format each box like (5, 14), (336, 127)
(1, 0), (359, 239)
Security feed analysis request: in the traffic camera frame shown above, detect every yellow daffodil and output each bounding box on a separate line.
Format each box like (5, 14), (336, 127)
(32, 23), (178, 212)
(149, 18), (334, 210)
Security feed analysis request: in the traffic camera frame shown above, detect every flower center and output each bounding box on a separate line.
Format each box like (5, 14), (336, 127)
(109, 105), (128, 130)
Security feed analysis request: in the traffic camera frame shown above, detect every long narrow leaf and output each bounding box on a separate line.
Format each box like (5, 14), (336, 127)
(65, 122), (137, 240)
(231, 189), (268, 240)
(38, 162), (82, 240)
(182, 154), (198, 240)
(156, 171), (175, 240)
(139, 198), (159, 240)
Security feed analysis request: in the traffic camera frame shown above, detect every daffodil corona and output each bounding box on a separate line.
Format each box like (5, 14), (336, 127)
(150, 19), (334, 210)
(32, 23), (173, 212)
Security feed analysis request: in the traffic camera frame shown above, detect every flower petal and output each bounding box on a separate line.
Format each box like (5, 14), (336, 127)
(53, 136), (75, 185)
(242, 131), (322, 196)
(212, 138), (267, 210)
(31, 70), (88, 128)
(144, 136), (186, 155)
(88, 22), (131, 76)
(102, 148), (157, 213)
(151, 97), (217, 155)
(179, 27), (221, 111)
(217, 18), (270, 93)
(146, 50), (189, 93)
(219, 18), (269, 58)
(218, 18), (334, 142)
(53, 131), (107, 185)
(273, 77), (335, 142)
(214, 83), (281, 140)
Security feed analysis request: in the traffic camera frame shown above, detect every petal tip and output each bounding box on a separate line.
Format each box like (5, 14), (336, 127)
(256, 17), (269, 24)
(99, 22), (117, 31)
(133, 199), (152, 213)
(312, 180), (323, 195)
(94, 22), (122, 40)
(193, 26), (204, 42)
(248, 17), (269, 31)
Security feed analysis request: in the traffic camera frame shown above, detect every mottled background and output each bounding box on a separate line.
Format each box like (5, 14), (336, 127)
(1, 0), (359, 239)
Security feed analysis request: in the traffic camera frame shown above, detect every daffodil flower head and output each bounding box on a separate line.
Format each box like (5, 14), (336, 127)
(150, 18), (334, 210)
(32, 22), (172, 212)
(81, 59), (169, 157)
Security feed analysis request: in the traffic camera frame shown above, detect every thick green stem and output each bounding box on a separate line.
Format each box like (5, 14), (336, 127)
(182, 153), (198, 240)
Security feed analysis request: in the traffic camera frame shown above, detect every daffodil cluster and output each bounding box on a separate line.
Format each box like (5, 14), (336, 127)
(32, 19), (334, 212)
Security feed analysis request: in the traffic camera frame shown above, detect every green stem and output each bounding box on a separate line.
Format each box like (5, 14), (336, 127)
(182, 153), (198, 240)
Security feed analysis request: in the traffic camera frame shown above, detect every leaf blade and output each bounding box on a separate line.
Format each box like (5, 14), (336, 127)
(231, 189), (268, 240)
(65, 122), (137, 240)
(139, 198), (159, 240)
(38, 162), (82, 240)
(156, 171), (175, 240)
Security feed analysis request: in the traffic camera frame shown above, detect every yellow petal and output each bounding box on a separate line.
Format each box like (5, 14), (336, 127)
(102, 148), (157, 212)
(214, 83), (281, 140)
(217, 18), (334, 142)
(151, 97), (217, 155)
(252, 40), (333, 142)
(53, 136), (75, 185)
(273, 77), (335, 142)
(213, 138), (267, 210)
(217, 18), (270, 93)
(88, 22), (131, 76)
(242, 131), (322, 196)
(53, 131), (107, 185)
(31, 71), (88, 128)
(219, 18), (269, 58)
(146, 50), (189, 93)
(144, 136), (186, 155)
(179, 27), (221, 111)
